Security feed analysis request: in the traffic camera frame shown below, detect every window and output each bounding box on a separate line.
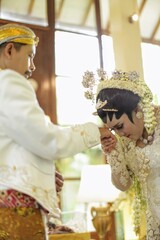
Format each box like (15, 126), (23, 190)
(0, 0), (48, 26)
(55, 31), (109, 218)
(141, 43), (160, 104)
(55, 31), (101, 125)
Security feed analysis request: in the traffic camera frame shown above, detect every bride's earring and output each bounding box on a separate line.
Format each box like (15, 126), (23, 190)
(136, 111), (143, 119)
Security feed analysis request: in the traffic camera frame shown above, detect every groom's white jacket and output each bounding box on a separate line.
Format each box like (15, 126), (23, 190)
(0, 69), (100, 220)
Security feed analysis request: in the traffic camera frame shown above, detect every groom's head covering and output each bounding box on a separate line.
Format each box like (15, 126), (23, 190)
(0, 23), (39, 46)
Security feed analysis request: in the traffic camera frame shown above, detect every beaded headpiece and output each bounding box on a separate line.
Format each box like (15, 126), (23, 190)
(0, 23), (39, 46)
(82, 69), (157, 135)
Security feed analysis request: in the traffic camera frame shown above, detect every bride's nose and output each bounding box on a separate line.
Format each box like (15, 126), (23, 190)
(116, 130), (125, 137)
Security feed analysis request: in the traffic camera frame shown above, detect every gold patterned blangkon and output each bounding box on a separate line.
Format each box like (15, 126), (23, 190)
(0, 207), (45, 240)
(0, 230), (10, 240)
(0, 23), (39, 46)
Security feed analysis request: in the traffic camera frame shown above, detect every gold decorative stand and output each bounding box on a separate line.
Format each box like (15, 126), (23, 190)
(91, 204), (112, 240)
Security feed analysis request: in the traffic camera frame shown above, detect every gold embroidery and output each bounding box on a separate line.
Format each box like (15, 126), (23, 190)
(0, 230), (10, 240)
(0, 207), (45, 240)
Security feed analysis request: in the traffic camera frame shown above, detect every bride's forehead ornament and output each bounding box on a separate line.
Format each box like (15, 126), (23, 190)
(82, 69), (157, 135)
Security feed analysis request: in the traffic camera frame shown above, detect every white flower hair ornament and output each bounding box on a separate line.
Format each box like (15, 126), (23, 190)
(82, 69), (157, 136)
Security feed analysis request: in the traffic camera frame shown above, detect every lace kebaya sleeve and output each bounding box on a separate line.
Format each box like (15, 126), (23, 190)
(107, 136), (133, 191)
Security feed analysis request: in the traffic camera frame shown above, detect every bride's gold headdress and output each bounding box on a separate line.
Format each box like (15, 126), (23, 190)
(82, 69), (157, 135)
(0, 23), (39, 46)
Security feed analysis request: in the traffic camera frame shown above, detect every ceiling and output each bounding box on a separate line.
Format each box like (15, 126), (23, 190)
(0, 0), (160, 46)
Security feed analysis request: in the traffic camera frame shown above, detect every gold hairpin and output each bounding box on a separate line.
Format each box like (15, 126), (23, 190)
(95, 99), (107, 109)
(102, 108), (118, 112)
(95, 99), (118, 112)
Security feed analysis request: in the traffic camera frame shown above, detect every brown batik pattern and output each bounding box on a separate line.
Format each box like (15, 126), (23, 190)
(0, 207), (46, 240)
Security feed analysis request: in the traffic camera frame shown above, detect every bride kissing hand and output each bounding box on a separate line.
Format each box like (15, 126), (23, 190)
(99, 127), (117, 153)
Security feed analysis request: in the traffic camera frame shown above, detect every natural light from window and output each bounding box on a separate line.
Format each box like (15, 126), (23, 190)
(55, 32), (115, 125)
